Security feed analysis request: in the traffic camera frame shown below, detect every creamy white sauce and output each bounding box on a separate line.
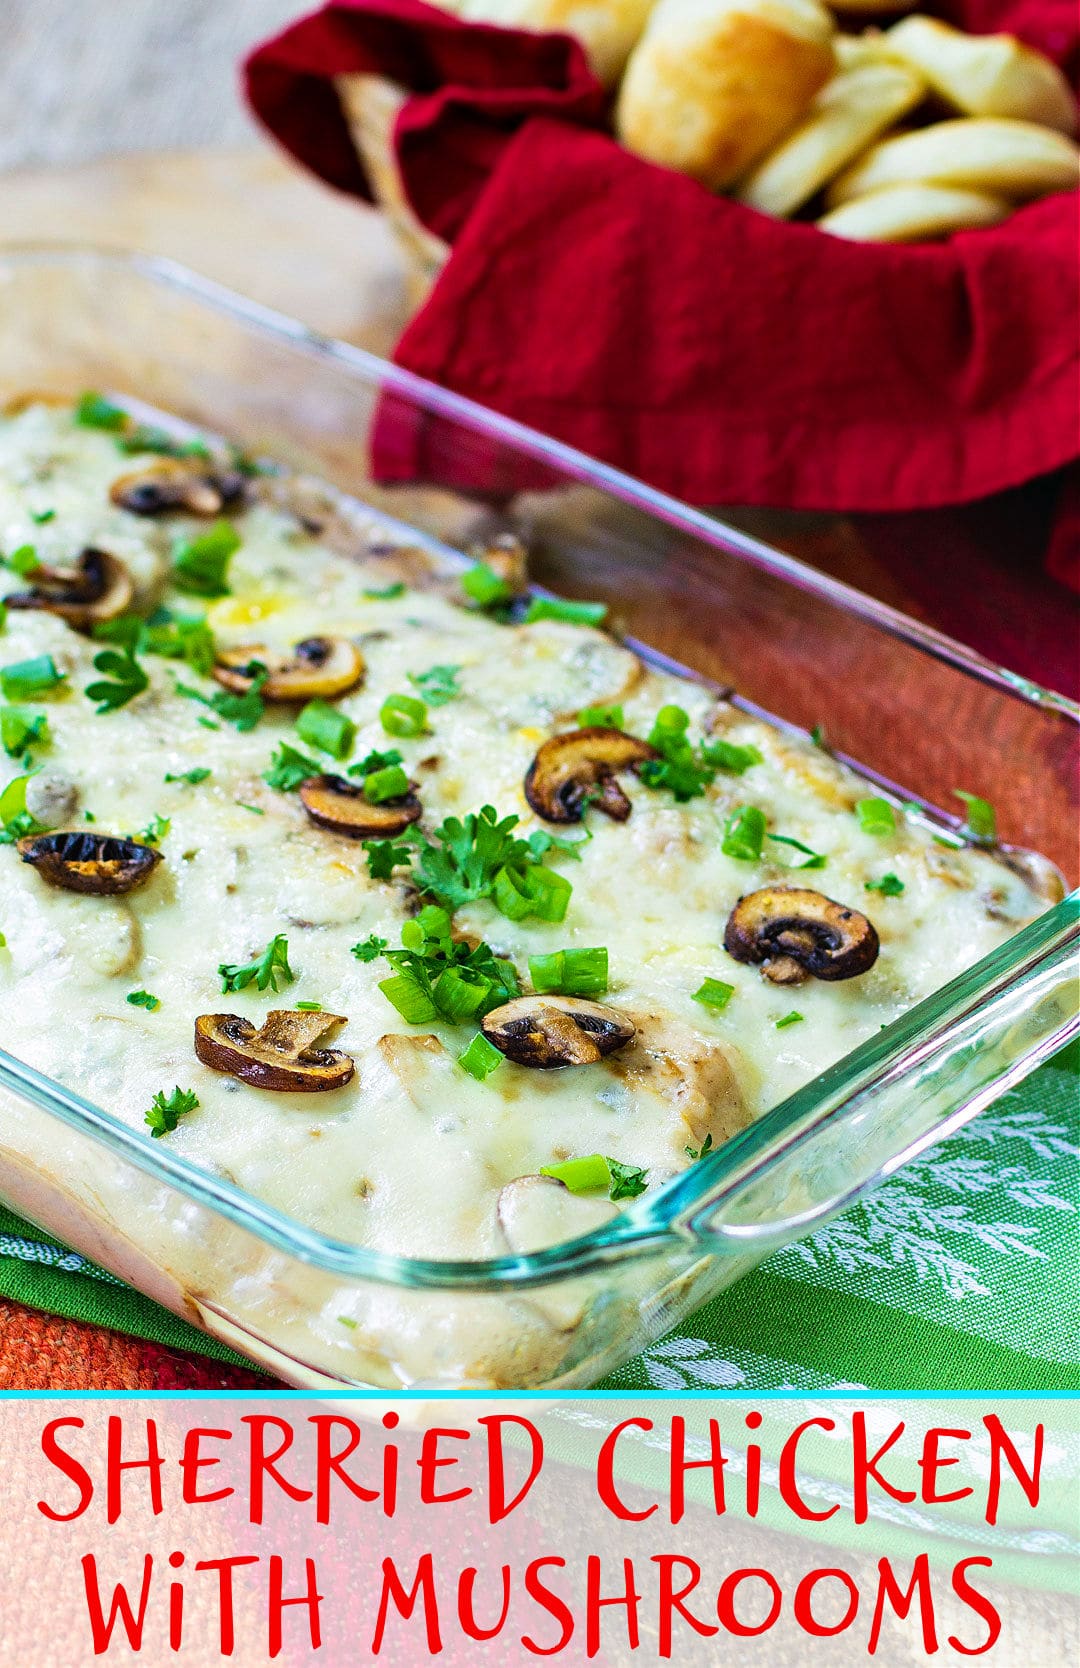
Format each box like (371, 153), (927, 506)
(0, 402), (1050, 1384)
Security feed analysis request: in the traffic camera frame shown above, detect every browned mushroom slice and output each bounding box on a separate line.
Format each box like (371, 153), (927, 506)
(481, 995), (635, 1069)
(524, 727), (658, 824)
(214, 637), (364, 702)
(17, 830), (161, 895)
(194, 1010), (354, 1092)
(299, 774), (421, 839)
(5, 548), (133, 629)
(110, 457), (248, 517)
(724, 886), (880, 983)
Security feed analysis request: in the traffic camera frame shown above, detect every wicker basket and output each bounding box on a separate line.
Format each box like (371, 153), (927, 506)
(336, 74), (451, 309)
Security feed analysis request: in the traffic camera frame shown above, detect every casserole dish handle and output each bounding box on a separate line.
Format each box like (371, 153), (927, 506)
(665, 898), (1079, 1255)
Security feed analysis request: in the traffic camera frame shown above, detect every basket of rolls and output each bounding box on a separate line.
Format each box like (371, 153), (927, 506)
(328, 0), (1077, 303)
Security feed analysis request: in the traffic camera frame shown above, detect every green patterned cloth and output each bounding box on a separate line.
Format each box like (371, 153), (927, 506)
(0, 1043), (1076, 1389)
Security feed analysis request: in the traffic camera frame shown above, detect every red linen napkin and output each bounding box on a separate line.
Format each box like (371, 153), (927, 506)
(245, 0), (1080, 558)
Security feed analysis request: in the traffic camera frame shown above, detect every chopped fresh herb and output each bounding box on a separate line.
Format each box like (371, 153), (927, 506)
(364, 764), (410, 803)
(144, 1085), (199, 1138)
(639, 705), (761, 803)
(0, 773), (48, 844)
(133, 813), (170, 847)
(379, 693), (428, 738)
(954, 789), (997, 844)
(607, 1158), (650, 1201)
(176, 666), (266, 732)
(198, 716), (220, 731)
(692, 977), (735, 1011)
(85, 643), (148, 713)
(362, 838), (415, 881)
(171, 519), (240, 598)
(810, 724), (827, 748)
(528, 946), (608, 997)
(540, 1154), (649, 1200)
(0, 707), (48, 760)
(766, 832), (827, 870)
(338, 1315), (359, 1330)
(263, 740), (322, 792)
(350, 934), (388, 963)
(30, 509), (55, 525)
(408, 664), (462, 706)
(297, 699), (355, 761)
(722, 804), (766, 861)
(524, 596), (608, 627)
(685, 1133), (714, 1162)
(461, 561), (511, 609)
(458, 1032), (504, 1082)
(577, 704), (624, 729)
(296, 1001), (323, 1012)
(856, 797), (896, 837)
(165, 767), (211, 785)
(3, 543), (40, 577)
(236, 802), (264, 816)
(137, 608), (216, 676)
(526, 826), (592, 863)
(218, 932), (295, 995)
(127, 990), (161, 1012)
(423, 805), (572, 922)
(76, 391), (127, 432)
(775, 1010), (804, 1030)
(117, 424), (210, 459)
(363, 582), (406, 601)
(375, 905), (519, 1027)
(348, 747), (402, 779)
(1, 655), (67, 701)
(865, 872), (905, 897)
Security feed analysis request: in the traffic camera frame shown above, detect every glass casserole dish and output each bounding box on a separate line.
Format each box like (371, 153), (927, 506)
(0, 247), (1075, 1389)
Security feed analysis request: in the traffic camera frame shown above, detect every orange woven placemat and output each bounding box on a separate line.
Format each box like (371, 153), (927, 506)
(0, 1298), (271, 1390)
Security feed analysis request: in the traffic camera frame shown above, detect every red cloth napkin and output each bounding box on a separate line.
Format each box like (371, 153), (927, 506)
(245, 0), (1080, 550)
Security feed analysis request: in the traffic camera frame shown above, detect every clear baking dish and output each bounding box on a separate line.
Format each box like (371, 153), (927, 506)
(0, 247), (1075, 1389)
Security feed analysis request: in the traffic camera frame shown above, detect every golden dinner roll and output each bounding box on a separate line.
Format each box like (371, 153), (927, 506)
(818, 181), (1011, 240)
(455, 0), (654, 84)
(616, 0), (837, 190)
(884, 16), (1076, 135)
(737, 61), (925, 215)
(827, 117), (1080, 205)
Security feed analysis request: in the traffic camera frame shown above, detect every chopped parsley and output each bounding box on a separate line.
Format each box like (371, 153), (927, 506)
(0, 655), (67, 701)
(348, 747), (402, 779)
(722, 804), (766, 861)
(30, 509), (56, 525)
(165, 767), (211, 785)
(132, 813), (170, 848)
(403, 804), (572, 924)
(692, 978), (735, 1011)
(528, 947), (608, 997)
(236, 802), (264, 816)
(865, 872), (905, 897)
(407, 664), (462, 706)
(540, 1154), (649, 1200)
(218, 932), (295, 995)
(374, 905), (519, 1026)
(524, 597), (608, 627)
(954, 789), (996, 844)
(94, 609), (216, 677)
(176, 665), (266, 732)
(296, 699), (355, 760)
(144, 1085), (199, 1138)
(127, 990), (161, 1012)
(766, 832), (826, 870)
(775, 1010), (804, 1030)
(1, 707), (48, 760)
(363, 582), (406, 601)
(350, 934), (388, 963)
(685, 1133), (714, 1162)
(639, 706), (762, 803)
(810, 724), (827, 748)
(171, 519), (241, 598)
(856, 797), (896, 837)
(85, 643), (148, 713)
(263, 740), (322, 792)
(362, 838), (414, 881)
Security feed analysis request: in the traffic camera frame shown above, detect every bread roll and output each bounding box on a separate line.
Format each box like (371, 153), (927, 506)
(456, 0), (654, 85)
(616, 0), (837, 190)
(818, 181), (1011, 240)
(827, 117), (1080, 205)
(737, 61), (925, 215)
(884, 16), (1076, 135)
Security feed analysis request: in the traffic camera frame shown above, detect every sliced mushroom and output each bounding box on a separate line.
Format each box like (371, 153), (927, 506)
(24, 772), (79, 828)
(194, 1010), (355, 1092)
(724, 886), (880, 983)
(213, 637), (363, 702)
(481, 995), (635, 1069)
(299, 773), (421, 839)
(110, 457), (248, 517)
(17, 830), (161, 895)
(5, 547), (132, 629)
(524, 727), (658, 824)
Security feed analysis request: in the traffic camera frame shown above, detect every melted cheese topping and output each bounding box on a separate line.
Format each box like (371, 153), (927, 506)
(0, 402), (1051, 1384)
